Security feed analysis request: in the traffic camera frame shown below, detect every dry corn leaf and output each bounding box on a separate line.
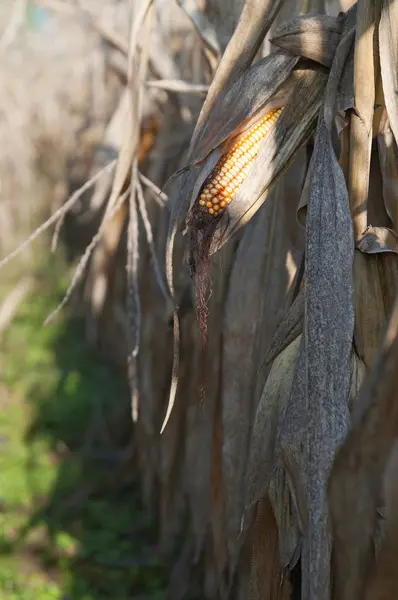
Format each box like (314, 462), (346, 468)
(191, 0), (284, 143)
(348, 348), (367, 412)
(220, 199), (287, 573)
(245, 335), (301, 513)
(301, 118), (354, 600)
(271, 13), (344, 67)
(268, 468), (301, 569)
(379, 0), (398, 143)
(209, 66), (327, 251)
(279, 336), (309, 541)
(328, 299), (398, 600)
(280, 21), (356, 600)
(163, 50), (298, 434)
(185, 51), (299, 169)
(220, 151), (306, 572)
(178, 0), (245, 57)
(363, 441), (398, 600)
(211, 393), (229, 598)
(253, 151), (306, 399)
(349, 0), (379, 241)
(249, 497), (292, 600)
(377, 119), (398, 230)
(353, 251), (393, 367)
(357, 226), (398, 254)
(263, 286), (304, 367)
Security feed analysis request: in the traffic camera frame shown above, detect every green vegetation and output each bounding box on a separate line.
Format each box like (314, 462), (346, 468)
(0, 256), (165, 599)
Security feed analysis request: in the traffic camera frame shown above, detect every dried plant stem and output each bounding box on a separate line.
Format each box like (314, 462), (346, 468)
(145, 79), (209, 94)
(135, 179), (168, 302)
(51, 160), (117, 252)
(125, 1), (153, 422)
(127, 173), (141, 422)
(44, 186), (130, 325)
(138, 172), (167, 206)
(0, 160), (117, 271)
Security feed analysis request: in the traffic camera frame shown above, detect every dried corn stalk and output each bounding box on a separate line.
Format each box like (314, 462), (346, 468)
(163, 0), (398, 598)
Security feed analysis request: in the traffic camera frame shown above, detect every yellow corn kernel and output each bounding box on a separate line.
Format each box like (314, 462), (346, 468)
(197, 107), (283, 217)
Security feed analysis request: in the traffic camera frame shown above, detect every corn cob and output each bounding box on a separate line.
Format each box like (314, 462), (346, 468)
(198, 108), (283, 216)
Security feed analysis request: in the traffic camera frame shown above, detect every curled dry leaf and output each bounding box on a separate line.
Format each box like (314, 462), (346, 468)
(357, 226), (398, 254)
(271, 14), (344, 67)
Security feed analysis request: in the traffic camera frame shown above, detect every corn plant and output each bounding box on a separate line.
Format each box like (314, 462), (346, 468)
(161, 1), (398, 599)
(1, 0), (397, 599)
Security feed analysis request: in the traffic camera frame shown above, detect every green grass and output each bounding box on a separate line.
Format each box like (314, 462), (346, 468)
(0, 256), (166, 599)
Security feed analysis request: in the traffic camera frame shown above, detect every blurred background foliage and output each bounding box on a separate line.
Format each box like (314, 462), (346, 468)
(0, 0), (191, 597)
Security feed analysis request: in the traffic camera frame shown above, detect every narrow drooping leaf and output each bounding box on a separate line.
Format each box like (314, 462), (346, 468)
(271, 14), (344, 67)
(329, 299), (398, 600)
